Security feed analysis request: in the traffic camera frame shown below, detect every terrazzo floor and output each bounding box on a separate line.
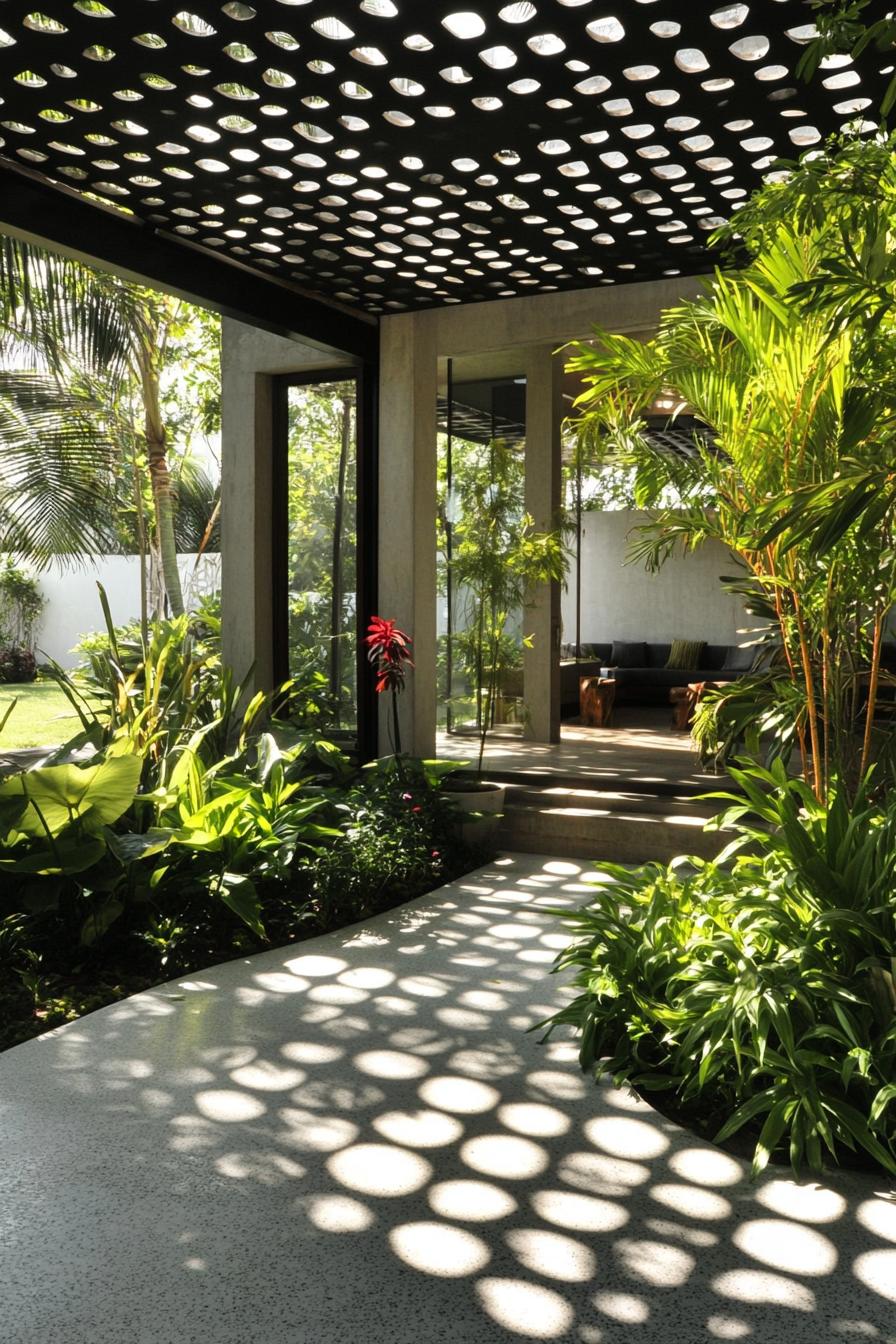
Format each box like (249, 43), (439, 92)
(1, 854), (894, 1344)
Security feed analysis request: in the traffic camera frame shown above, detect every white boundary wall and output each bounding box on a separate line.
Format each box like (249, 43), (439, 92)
(561, 510), (754, 648)
(20, 553), (221, 668)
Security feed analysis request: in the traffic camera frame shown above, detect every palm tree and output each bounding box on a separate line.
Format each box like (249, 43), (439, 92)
(566, 210), (896, 798)
(0, 235), (200, 616)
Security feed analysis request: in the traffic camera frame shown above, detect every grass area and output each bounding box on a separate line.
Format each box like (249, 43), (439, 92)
(0, 678), (85, 749)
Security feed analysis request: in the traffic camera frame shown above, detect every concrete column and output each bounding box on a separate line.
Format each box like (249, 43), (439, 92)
(523, 345), (563, 742)
(221, 351), (275, 692)
(220, 318), (352, 693)
(377, 313), (438, 758)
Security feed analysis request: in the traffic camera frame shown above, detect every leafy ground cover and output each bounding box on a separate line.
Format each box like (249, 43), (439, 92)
(0, 679), (85, 749)
(0, 615), (478, 1053)
(543, 763), (896, 1178)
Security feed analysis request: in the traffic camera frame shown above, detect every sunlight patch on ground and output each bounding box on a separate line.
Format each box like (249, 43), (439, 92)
(353, 1049), (430, 1080)
(506, 1227), (597, 1283)
(418, 1074), (501, 1113)
(476, 1278), (575, 1339)
(584, 1115), (671, 1161)
(427, 1179), (518, 1223)
(733, 1219), (839, 1276)
(372, 1108), (464, 1148)
(302, 1193), (375, 1234)
(390, 1222), (491, 1277)
(194, 1089), (266, 1122)
(326, 1142), (433, 1196)
(713, 1268), (816, 1312)
(530, 1189), (628, 1235)
(852, 1249), (896, 1303)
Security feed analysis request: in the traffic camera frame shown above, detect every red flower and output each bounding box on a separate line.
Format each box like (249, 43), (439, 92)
(366, 616), (414, 695)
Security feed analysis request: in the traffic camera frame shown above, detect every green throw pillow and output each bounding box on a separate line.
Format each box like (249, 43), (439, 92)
(666, 638), (705, 670)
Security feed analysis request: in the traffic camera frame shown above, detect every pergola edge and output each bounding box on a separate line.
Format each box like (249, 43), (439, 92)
(0, 162), (379, 363)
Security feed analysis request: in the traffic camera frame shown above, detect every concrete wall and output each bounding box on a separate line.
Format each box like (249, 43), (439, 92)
(220, 318), (359, 689)
(29, 553), (220, 667)
(562, 510), (753, 648)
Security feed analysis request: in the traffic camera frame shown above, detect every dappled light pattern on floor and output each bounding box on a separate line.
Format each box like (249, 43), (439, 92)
(437, 712), (720, 792)
(1, 854), (894, 1344)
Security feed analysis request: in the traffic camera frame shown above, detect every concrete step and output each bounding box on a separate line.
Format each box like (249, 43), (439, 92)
(491, 779), (727, 863)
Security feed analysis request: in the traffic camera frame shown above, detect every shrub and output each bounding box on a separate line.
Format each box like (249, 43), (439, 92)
(72, 593), (220, 685)
(0, 561), (44, 653)
(306, 758), (471, 929)
(542, 761), (896, 1177)
(0, 645), (37, 683)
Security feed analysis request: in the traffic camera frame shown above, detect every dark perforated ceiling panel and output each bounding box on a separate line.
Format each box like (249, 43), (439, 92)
(0, 2), (887, 315)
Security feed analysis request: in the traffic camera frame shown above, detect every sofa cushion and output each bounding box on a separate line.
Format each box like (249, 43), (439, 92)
(610, 640), (647, 668)
(666, 638), (706, 670)
(721, 644), (755, 672)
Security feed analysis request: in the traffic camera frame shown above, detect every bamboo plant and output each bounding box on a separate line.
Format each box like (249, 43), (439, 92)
(448, 437), (567, 774)
(566, 141), (896, 800)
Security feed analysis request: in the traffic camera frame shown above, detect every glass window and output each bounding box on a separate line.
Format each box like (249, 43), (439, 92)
(283, 375), (358, 741)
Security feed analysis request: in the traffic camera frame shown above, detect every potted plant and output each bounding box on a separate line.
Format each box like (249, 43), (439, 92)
(444, 437), (567, 836)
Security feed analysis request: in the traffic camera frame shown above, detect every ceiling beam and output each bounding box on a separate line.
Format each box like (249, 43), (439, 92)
(0, 164), (378, 364)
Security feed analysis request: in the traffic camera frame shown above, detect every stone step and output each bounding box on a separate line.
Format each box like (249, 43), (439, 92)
(490, 779), (727, 864)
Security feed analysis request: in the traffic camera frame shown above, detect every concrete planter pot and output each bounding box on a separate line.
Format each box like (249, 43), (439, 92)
(441, 780), (506, 849)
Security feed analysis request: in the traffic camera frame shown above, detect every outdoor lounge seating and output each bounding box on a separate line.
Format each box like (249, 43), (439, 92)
(561, 642), (752, 716)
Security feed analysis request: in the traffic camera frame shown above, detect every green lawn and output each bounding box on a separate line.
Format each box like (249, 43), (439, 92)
(0, 679), (86, 749)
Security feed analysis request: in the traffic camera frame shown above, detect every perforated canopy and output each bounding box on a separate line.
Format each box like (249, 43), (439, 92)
(0, 3), (888, 317)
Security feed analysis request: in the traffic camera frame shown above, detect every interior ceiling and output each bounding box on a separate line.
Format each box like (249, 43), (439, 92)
(436, 374), (709, 457)
(0, 3), (886, 318)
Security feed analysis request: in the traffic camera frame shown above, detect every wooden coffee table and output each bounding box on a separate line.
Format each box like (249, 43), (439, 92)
(670, 680), (728, 730)
(669, 685), (691, 730)
(580, 675), (616, 727)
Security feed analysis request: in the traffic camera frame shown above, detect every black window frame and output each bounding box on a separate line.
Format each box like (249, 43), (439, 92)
(272, 363), (378, 762)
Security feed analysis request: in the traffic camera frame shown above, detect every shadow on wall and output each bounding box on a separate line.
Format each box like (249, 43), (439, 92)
(2, 856), (894, 1343)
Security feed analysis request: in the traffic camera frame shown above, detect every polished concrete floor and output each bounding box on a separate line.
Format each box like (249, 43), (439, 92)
(2, 854), (894, 1344)
(437, 710), (720, 792)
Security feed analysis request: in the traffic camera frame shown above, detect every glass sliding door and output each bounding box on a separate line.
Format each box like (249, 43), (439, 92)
(278, 373), (359, 744)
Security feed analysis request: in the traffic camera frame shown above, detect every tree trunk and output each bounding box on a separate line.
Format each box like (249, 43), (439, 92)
(329, 395), (351, 719)
(136, 332), (184, 618)
(131, 438), (149, 644)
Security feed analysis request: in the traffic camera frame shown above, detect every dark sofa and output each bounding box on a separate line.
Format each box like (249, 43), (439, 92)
(560, 641), (750, 716)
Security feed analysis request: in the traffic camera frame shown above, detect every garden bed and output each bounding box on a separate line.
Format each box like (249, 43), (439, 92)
(1, 837), (480, 1054)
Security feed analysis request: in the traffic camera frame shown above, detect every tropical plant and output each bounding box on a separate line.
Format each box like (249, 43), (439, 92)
(365, 615), (413, 757)
(305, 756), (471, 930)
(0, 560), (44, 682)
(542, 761), (896, 1178)
(448, 437), (567, 772)
(0, 237), (221, 617)
(0, 609), (476, 1050)
(172, 456), (221, 554)
(566, 164), (896, 798)
(799, 2), (896, 119)
(0, 561), (44, 649)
